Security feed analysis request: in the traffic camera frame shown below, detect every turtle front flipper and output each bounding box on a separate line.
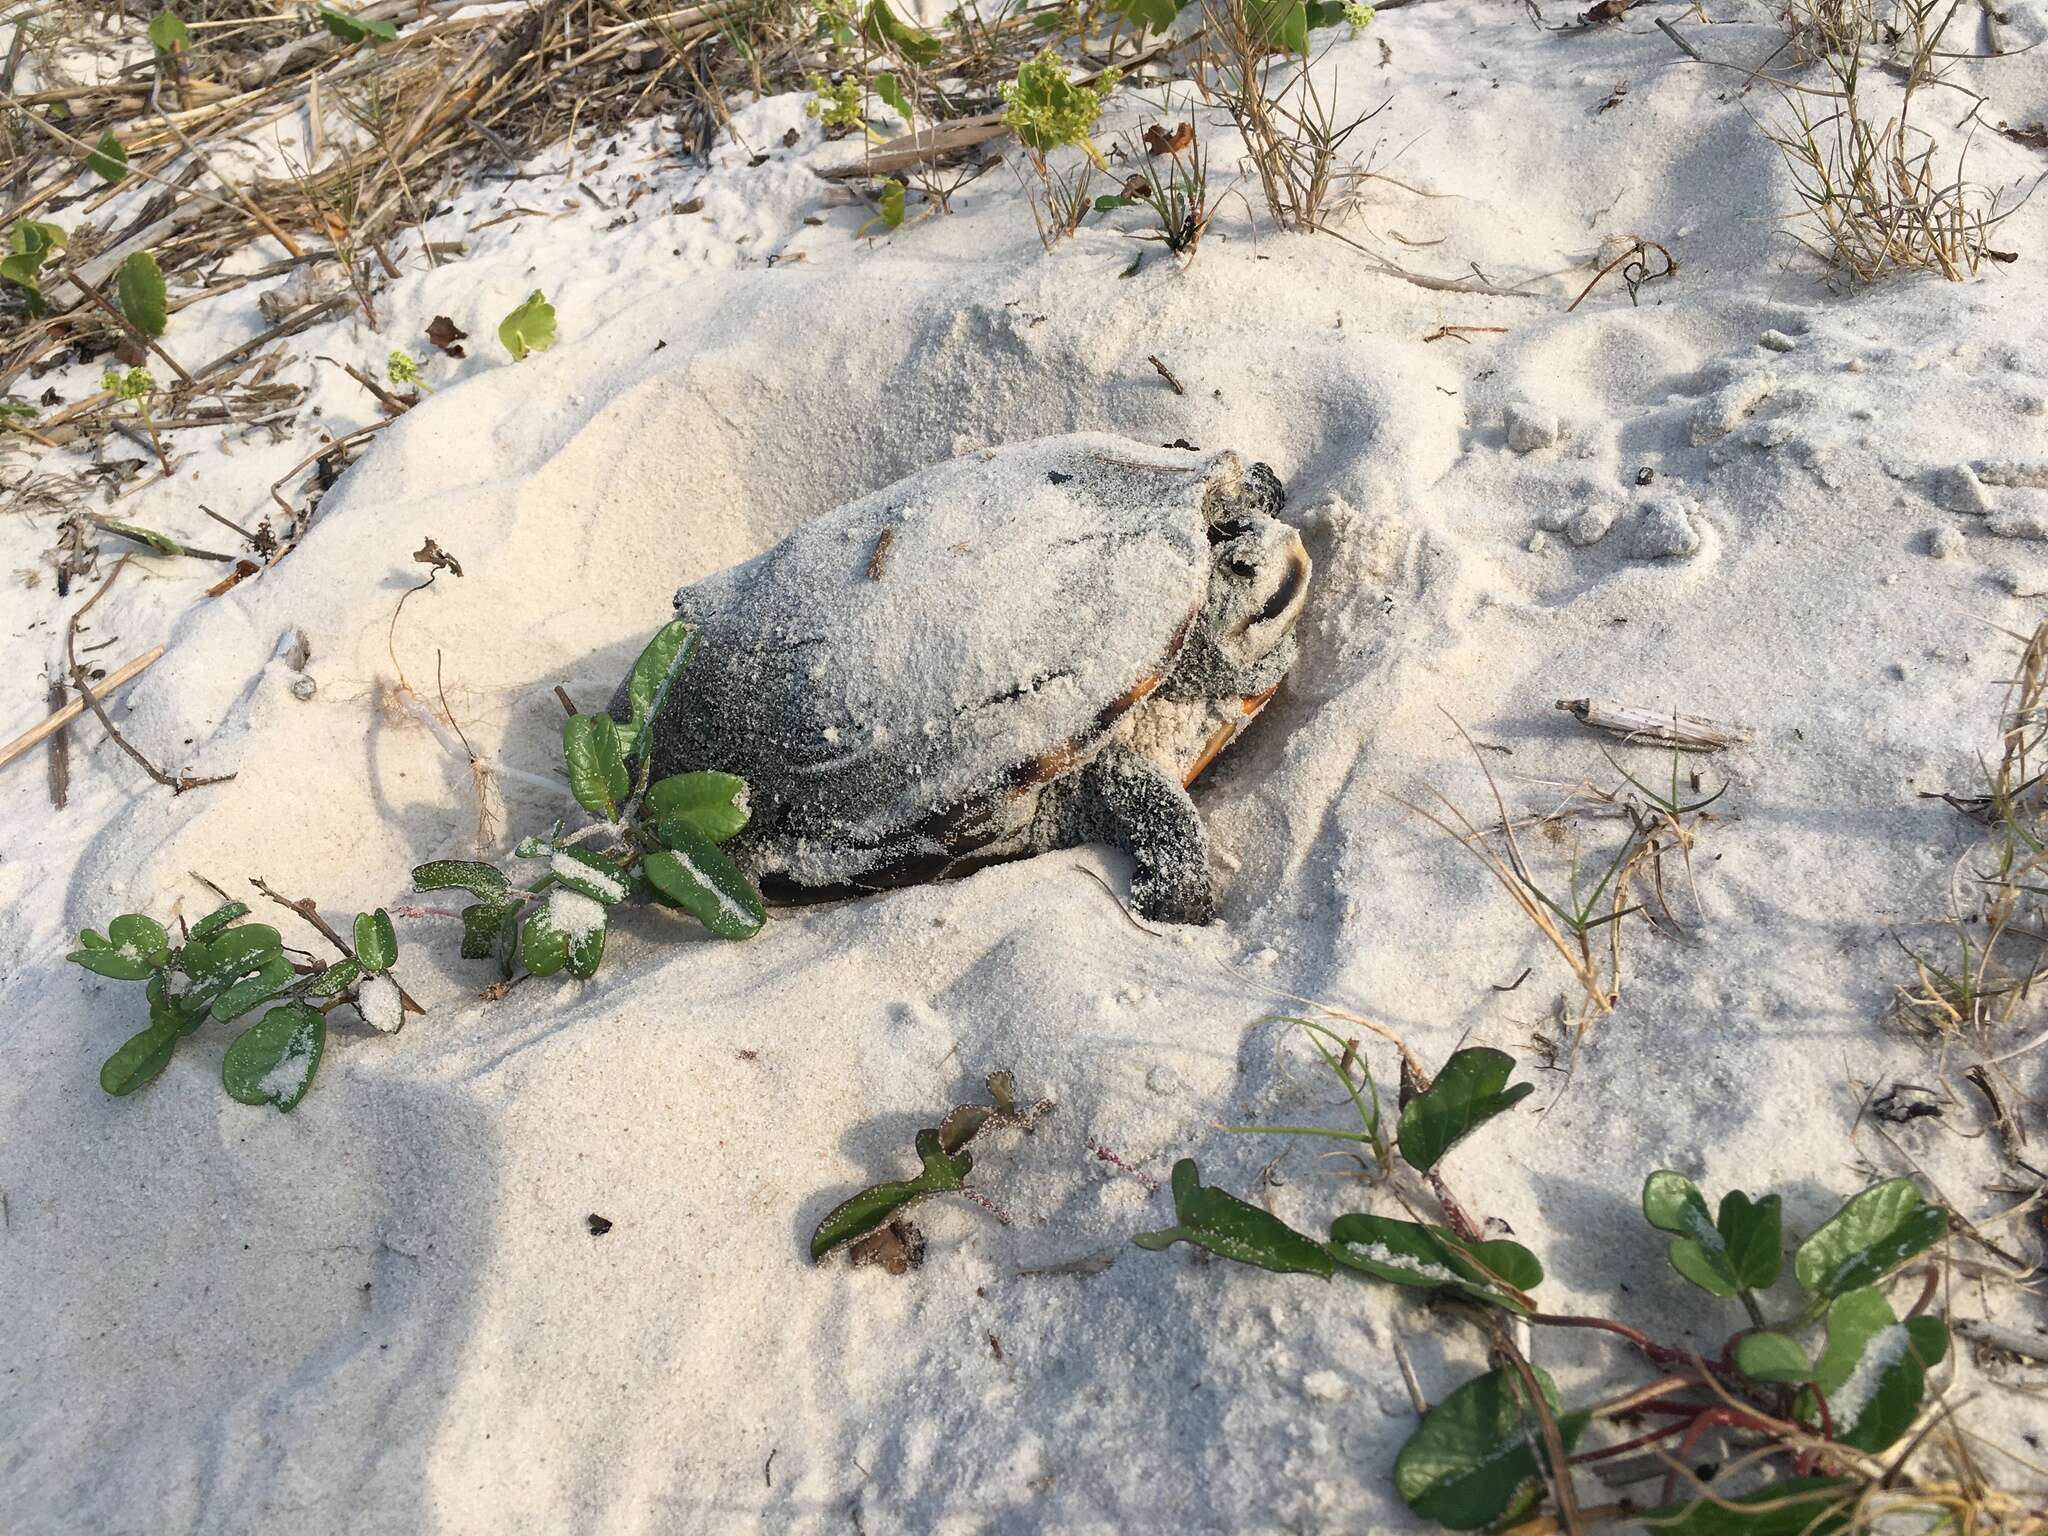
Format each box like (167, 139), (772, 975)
(1047, 743), (1215, 925)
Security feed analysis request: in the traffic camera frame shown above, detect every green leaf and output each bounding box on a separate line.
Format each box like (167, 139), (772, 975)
(100, 1017), (181, 1096)
(10, 219), (67, 260)
(1647, 1177), (1784, 1300)
(546, 846), (631, 905)
(1794, 1178), (1947, 1298)
(6, 218), (67, 307)
(70, 913), (170, 977)
(1131, 1158), (1334, 1275)
(148, 8), (191, 53)
(1735, 1331), (1814, 1384)
(221, 1003), (326, 1112)
(181, 922), (283, 984)
(521, 890), (607, 979)
(319, 6), (399, 43)
(563, 711), (629, 816)
(1328, 1213), (1541, 1312)
(189, 900), (251, 942)
(69, 945), (154, 981)
(617, 619), (697, 761)
(353, 908), (397, 970)
(412, 860), (511, 898)
(1800, 1287), (1947, 1452)
(115, 251), (169, 337)
(1393, 1368), (1590, 1530)
(87, 132), (129, 184)
(498, 289), (555, 360)
(642, 822), (766, 941)
(1246, 0), (1309, 53)
(874, 71), (914, 125)
(876, 178), (905, 231)
(811, 1128), (972, 1260)
(146, 970), (207, 1037)
(1643, 1169), (1712, 1234)
(96, 518), (182, 555)
(1636, 1478), (1859, 1535)
(306, 956), (363, 996)
(1001, 49), (1121, 156)
(459, 902), (513, 961)
(209, 955), (297, 1022)
(860, 0), (941, 65)
(110, 913), (171, 967)
(1104, 0), (1184, 29)
(646, 772), (751, 843)
(1718, 1189), (1784, 1290)
(1396, 1048), (1532, 1172)
(1094, 194), (1134, 212)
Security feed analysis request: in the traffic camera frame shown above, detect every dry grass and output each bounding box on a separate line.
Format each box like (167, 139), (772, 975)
(1399, 714), (1731, 1057)
(1765, 0), (2020, 283)
(1897, 618), (2048, 1085)
(1194, 0), (1386, 235)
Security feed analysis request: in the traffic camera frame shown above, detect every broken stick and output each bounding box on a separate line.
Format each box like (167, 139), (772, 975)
(1555, 698), (1748, 751)
(0, 646), (164, 773)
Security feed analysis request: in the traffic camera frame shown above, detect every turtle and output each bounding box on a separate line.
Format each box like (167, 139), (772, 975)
(609, 432), (1312, 924)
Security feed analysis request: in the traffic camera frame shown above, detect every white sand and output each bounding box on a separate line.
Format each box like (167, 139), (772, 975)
(6, 2), (2048, 1529)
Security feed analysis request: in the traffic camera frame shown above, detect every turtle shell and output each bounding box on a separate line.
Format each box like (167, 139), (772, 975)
(632, 433), (1234, 889)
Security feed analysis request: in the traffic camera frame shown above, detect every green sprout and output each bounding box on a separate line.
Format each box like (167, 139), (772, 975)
(498, 289), (555, 361)
(804, 72), (869, 136)
(102, 366), (171, 473)
(386, 349), (428, 391)
(1001, 50), (1122, 172)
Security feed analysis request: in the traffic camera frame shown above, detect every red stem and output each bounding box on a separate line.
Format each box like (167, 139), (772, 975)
(1572, 1420), (1689, 1464)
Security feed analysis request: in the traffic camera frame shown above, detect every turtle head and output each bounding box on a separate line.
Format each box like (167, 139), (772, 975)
(1202, 458), (1311, 677)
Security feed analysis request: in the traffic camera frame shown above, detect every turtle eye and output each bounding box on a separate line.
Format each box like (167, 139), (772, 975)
(1228, 557), (1258, 578)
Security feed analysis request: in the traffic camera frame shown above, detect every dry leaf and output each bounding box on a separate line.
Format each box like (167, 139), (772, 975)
(849, 1218), (926, 1275)
(413, 536), (463, 577)
(425, 315), (468, 358)
(1143, 121), (1193, 156)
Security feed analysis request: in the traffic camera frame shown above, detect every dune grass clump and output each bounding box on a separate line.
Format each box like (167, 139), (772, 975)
(1764, 0), (2018, 283)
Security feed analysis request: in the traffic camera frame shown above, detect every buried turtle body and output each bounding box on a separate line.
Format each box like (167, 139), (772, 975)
(609, 433), (1311, 923)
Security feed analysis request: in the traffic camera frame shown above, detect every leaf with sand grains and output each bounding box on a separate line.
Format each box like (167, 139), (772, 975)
(812, 1074), (1052, 1263)
(1796, 1286), (1947, 1452)
(1395, 1047), (1531, 1172)
(1132, 1159), (1333, 1275)
(1641, 1171), (1782, 1300)
(642, 820), (765, 940)
(221, 1003), (325, 1112)
(1393, 1367), (1588, 1530)
(1328, 1214), (1540, 1312)
(812, 1129), (973, 1261)
(1792, 1177), (1946, 1298)
(69, 913), (171, 979)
